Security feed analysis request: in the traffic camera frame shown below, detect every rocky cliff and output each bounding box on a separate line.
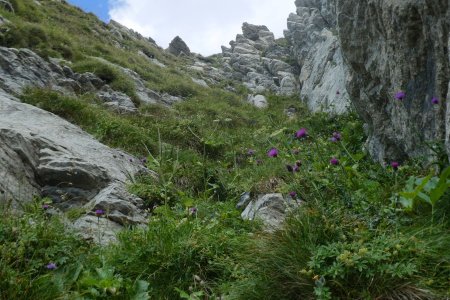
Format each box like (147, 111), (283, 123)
(221, 22), (299, 97)
(282, 0), (449, 163)
(337, 0), (449, 163)
(284, 0), (350, 114)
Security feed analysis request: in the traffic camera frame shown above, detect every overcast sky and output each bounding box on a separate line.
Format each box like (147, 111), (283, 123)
(67, 0), (296, 56)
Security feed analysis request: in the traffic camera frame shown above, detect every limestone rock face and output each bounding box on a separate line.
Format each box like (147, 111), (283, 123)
(97, 87), (137, 113)
(284, 0), (350, 114)
(447, 33), (450, 160)
(241, 193), (301, 232)
(247, 94), (268, 108)
(337, 0), (449, 162)
(0, 91), (152, 240)
(0, 46), (183, 110)
(0, 0), (13, 12)
(221, 22), (298, 96)
(167, 36), (191, 56)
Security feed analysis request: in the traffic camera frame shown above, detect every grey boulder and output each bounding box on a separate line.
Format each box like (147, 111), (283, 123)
(167, 36), (191, 56)
(241, 193), (302, 232)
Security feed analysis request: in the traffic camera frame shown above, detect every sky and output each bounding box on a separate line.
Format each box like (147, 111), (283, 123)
(66, 0), (295, 56)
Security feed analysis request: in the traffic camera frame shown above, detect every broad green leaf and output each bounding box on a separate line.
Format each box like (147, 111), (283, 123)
(130, 280), (150, 300)
(174, 288), (191, 299)
(401, 174), (432, 200)
(399, 196), (414, 211)
(429, 166), (450, 205)
(417, 192), (431, 204)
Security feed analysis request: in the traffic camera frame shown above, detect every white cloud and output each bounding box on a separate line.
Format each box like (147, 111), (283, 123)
(108, 0), (295, 55)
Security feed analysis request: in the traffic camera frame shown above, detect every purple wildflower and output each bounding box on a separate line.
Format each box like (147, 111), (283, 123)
(293, 165), (299, 172)
(431, 97), (439, 105)
(46, 263), (57, 270)
(330, 158), (339, 165)
(267, 148), (278, 158)
(333, 132), (341, 141)
(286, 164), (294, 172)
(295, 128), (308, 139)
(42, 204), (50, 210)
(95, 209), (104, 217)
(395, 91), (406, 101)
(390, 161), (400, 170)
(289, 191), (297, 198)
(247, 149), (256, 156)
(189, 207), (198, 215)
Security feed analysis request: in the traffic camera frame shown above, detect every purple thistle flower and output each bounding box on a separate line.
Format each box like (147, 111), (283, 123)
(295, 128), (308, 139)
(390, 161), (400, 170)
(330, 137), (338, 142)
(332, 132), (341, 141)
(189, 207), (198, 215)
(395, 91), (406, 101)
(46, 263), (57, 270)
(267, 148), (278, 157)
(330, 158), (339, 165)
(431, 97), (439, 105)
(289, 191), (297, 198)
(247, 149), (256, 156)
(95, 209), (104, 217)
(293, 165), (299, 172)
(42, 204), (50, 210)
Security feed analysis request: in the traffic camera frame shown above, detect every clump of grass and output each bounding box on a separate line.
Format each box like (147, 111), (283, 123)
(0, 202), (88, 299)
(20, 88), (155, 155)
(72, 58), (138, 102)
(106, 202), (255, 298)
(229, 201), (450, 300)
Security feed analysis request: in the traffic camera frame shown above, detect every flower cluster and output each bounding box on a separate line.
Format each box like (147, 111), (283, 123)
(330, 132), (341, 142)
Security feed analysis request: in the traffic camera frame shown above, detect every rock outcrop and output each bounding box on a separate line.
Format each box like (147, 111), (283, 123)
(0, 46), (182, 109)
(167, 36), (191, 56)
(337, 0), (449, 163)
(108, 20), (156, 45)
(0, 0), (13, 13)
(240, 193), (301, 232)
(284, 0), (350, 114)
(221, 22), (299, 96)
(0, 91), (153, 242)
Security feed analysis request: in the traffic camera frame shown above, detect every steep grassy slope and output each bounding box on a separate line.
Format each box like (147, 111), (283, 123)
(0, 0), (226, 100)
(0, 1), (449, 299)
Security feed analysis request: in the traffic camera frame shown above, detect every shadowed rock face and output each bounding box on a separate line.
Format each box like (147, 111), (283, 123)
(0, 91), (152, 241)
(167, 36), (191, 56)
(337, 0), (449, 163)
